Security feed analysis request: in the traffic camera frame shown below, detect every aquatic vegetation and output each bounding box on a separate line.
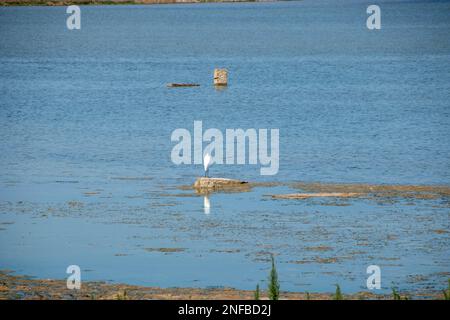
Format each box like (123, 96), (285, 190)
(443, 279), (450, 300)
(392, 287), (408, 300)
(268, 255), (280, 300)
(254, 284), (260, 300)
(333, 285), (343, 300)
(392, 287), (401, 300)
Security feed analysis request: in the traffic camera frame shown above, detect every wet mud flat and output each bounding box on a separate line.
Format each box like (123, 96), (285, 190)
(287, 183), (450, 200)
(0, 271), (444, 300)
(0, 180), (449, 296)
(183, 180), (450, 200)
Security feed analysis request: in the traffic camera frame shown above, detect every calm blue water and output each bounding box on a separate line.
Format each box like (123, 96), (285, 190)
(0, 1), (449, 295)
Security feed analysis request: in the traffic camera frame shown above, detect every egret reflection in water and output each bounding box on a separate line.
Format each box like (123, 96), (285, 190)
(203, 195), (211, 214)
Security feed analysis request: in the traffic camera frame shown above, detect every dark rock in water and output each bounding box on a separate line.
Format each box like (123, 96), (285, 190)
(167, 83), (200, 87)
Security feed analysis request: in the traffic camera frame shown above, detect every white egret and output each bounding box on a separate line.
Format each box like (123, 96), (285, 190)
(203, 152), (212, 177)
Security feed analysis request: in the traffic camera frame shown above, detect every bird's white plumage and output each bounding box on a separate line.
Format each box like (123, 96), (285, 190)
(203, 153), (212, 172)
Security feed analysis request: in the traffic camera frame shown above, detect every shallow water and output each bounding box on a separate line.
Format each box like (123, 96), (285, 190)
(0, 1), (449, 294)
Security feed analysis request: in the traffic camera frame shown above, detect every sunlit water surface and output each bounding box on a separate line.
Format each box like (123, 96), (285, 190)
(0, 0), (449, 294)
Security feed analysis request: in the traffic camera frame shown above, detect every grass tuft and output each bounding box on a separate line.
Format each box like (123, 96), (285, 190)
(443, 279), (450, 300)
(392, 287), (409, 300)
(254, 283), (260, 300)
(268, 255), (280, 300)
(333, 284), (343, 300)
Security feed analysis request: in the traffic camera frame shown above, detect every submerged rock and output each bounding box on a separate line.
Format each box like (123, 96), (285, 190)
(193, 177), (249, 192)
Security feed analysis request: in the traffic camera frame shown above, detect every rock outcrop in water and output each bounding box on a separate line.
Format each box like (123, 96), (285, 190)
(167, 83), (200, 87)
(213, 68), (228, 86)
(193, 177), (249, 192)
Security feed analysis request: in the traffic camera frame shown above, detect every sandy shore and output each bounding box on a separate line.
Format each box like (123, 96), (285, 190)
(1, 271), (446, 300)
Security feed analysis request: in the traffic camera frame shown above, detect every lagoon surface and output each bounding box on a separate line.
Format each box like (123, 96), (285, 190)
(0, 0), (449, 294)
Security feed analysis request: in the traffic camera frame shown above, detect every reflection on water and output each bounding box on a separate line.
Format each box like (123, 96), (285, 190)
(214, 85), (228, 92)
(203, 195), (211, 215)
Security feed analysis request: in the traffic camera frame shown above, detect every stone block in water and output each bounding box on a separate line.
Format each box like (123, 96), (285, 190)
(194, 177), (248, 192)
(213, 68), (228, 86)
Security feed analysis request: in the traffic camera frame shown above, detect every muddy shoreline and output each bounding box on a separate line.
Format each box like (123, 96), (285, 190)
(1, 271), (445, 300)
(180, 180), (450, 199)
(1, 181), (449, 299)
(0, 0), (270, 7)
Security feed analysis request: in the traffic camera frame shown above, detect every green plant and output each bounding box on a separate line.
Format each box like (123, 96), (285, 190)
(392, 287), (400, 300)
(333, 284), (343, 300)
(254, 284), (260, 300)
(392, 287), (408, 300)
(443, 279), (450, 300)
(306, 292), (311, 300)
(268, 255), (280, 300)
